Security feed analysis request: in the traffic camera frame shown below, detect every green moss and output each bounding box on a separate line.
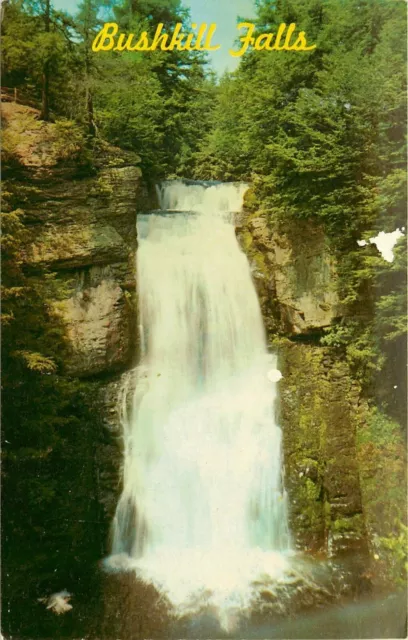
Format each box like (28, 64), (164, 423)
(305, 477), (320, 500)
(357, 407), (407, 586)
(243, 188), (258, 212)
(296, 478), (322, 529)
(324, 501), (331, 529)
(253, 251), (267, 274)
(92, 175), (114, 196)
(241, 229), (253, 252)
(52, 120), (91, 165)
(278, 342), (369, 554)
(378, 523), (408, 588)
(332, 514), (364, 534)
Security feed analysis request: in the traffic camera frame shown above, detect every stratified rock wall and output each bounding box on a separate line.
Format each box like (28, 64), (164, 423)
(236, 207), (342, 337)
(28, 160), (152, 525)
(237, 199), (368, 559)
(23, 163), (147, 377)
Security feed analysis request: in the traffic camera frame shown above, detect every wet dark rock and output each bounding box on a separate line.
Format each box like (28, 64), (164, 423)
(101, 571), (175, 639)
(277, 342), (367, 557)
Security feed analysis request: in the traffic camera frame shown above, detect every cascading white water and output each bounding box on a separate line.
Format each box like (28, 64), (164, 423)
(107, 181), (292, 627)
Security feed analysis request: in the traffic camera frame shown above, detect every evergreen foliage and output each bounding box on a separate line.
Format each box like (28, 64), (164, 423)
(1, 0), (215, 176)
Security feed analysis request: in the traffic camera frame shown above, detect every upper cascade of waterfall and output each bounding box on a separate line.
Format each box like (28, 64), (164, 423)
(156, 180), (248, 215)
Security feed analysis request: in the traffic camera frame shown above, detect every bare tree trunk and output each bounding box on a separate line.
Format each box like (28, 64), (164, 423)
(84, 0), (96, 137)
(86, 81), (96, 137)
(40, 62), (50, 120)
(0, 0), (10, 25)
(40, 0), (51, 121)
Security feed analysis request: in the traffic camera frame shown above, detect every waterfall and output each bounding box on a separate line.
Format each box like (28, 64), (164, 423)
(107, 181), (292, 625)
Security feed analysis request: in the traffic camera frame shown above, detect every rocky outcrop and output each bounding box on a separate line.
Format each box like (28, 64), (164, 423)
(3, 101), (156, 378)
(60, 271), (133, 377)
(236, 207), (342, 337)
(22, 162), (145, 377)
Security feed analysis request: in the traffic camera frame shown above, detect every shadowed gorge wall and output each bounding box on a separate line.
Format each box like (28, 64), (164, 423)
(236, 195), (406, 592)
(1, 102), (156, 638)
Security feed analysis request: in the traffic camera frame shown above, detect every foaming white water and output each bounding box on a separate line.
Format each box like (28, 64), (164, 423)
(156, 180), (248, 215)
(107, 180), (292, 626)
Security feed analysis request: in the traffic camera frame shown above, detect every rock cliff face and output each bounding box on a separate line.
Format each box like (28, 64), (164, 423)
(279, 343), (366, 557)
(35, 165), (153, 524)
(23, 164), (144, 377)
(236, 200), (368, 561)
(3, 102), (158, 540)
(236, 207), (342, 337)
